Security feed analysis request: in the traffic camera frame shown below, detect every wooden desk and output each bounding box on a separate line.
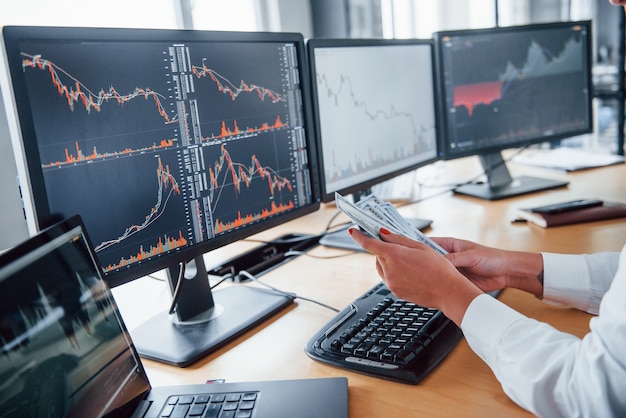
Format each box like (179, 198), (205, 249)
(112, 160), (626, 417)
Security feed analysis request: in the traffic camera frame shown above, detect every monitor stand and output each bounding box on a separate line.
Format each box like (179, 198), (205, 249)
(130, 234), (319, 367)
(453, 152), (568, 201)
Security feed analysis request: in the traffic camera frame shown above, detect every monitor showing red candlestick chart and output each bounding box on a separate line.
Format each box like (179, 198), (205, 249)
(2, 26), (320, 366)
(435, 21), (593, 200)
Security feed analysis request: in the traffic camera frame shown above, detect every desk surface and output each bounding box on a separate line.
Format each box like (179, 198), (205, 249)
(113, 159), (626, 417)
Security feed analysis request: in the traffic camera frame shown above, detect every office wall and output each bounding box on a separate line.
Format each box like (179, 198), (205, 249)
(274, 0), (314, 38)
(0, 83), (29, 251)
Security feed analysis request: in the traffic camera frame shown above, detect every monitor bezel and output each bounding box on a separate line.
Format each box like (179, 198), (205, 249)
(2, 25), (321, 288)
(306, 37), (441, 203)
(434, 20), (594, 161)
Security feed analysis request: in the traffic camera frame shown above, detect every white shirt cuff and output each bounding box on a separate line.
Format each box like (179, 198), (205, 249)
(542, 253), (594, 313)
(460, 293), (525, 364)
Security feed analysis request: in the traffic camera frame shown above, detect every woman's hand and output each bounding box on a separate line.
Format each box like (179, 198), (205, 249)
(434, 237), (544, 297)
(349, 228), (482, 326)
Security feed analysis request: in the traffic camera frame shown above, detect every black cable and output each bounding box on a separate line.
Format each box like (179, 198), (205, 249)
(244, 232), (323, 246)
(210, 273), (233, 290)
(284, 250), (358, 259)
(238, 270), (340, 313)
(406, 145), (531, 207)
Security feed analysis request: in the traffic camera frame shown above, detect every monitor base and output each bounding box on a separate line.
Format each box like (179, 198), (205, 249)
(130, 285), (294, 367)
(454, 175), (568, 201)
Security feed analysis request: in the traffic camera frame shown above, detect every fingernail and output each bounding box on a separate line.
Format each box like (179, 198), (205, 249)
(348, 228), (355, 236)
(380, 227), (391, 235)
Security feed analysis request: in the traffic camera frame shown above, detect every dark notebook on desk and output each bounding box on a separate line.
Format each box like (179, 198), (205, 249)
(0, 215), (348, 418)
(516, 201), (626, 228)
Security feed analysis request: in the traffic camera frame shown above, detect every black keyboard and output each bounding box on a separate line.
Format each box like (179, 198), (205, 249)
(305, 282), (463, 384)
(160, 391), (257, 418)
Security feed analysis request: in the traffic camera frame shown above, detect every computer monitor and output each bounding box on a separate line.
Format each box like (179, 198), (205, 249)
(307, 39), (440, 248)
(434, 21), (593, 200)
(308, 38), (440, 202)
(1, 26), (320, 366)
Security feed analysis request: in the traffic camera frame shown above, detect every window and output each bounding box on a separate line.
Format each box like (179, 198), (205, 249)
(0, 0), (260, 31)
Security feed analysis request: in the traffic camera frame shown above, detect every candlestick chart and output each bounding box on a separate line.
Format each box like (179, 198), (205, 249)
(187, 138), (300, 239)
(22, 53), (174, 122)
(191, 60), (285, 104)
(94, 155), (180, 254)
(18, 39), (308, 272)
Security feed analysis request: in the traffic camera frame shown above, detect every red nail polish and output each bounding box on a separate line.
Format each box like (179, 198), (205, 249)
(380, 227), (391, 235)
(348, 228), (354, 236)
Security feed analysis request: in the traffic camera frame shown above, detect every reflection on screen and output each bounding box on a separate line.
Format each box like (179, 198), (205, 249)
(0, 227), (149, 417)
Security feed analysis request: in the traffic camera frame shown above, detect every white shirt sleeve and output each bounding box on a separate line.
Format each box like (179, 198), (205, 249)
(541, 251), (618, 314)
(460, 245), (626, 417)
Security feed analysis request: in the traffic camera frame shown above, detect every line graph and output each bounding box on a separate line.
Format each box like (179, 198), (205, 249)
(94, 155), (180, 254)
(317, 73), (422, 130)
(451, 34), (583, 117)
(314, 63), (437, 189)
(498, 36), (582, 92)
(17, 38), (308, 276)
(443, 25), (590, 149)
(181, 140), (298, 236)
(22, 53), (175, 123)
(208, 143), (292, 203)
(192, 58), (285, 103)
(22, 51), (288, 141)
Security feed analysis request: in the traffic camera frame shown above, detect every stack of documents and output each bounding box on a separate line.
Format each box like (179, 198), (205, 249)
(512, 147), (624, 172)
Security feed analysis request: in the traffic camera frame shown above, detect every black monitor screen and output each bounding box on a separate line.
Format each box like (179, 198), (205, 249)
(435, 21), (592, 199)
(2, 26), (320, 366)
(3, 26), (319, 286)
(437, 21), (592, 158)
(307, 39), (439, 202)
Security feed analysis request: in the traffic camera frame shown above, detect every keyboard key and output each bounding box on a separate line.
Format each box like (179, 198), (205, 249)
(222, 401), (239, 411)
(157, 391), (260, 418)
(241, 393), (257, 401)
(188, 404), (206, 416)
(178, 396), (194, 404)
(202, 403), (221, 418)
(239, 400), (255, 410)
(160, 404), (174, 417)
(170, 404), (189, 418)
(225, 394), (241, 402)
(210, 394), (226, 403)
